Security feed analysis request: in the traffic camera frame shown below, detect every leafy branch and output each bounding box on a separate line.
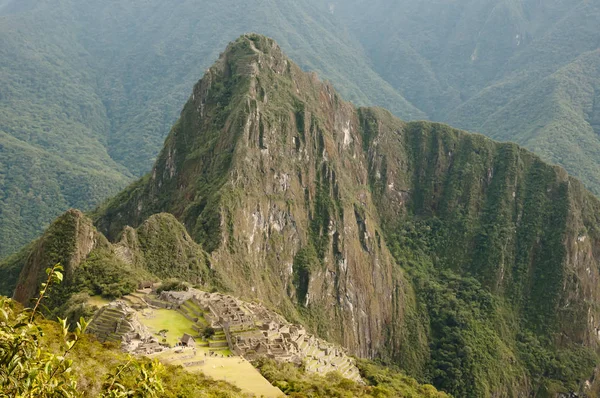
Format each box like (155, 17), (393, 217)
(0, 263), (165, 397)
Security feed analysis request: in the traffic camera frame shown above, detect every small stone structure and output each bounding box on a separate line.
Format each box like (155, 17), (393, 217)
(138, 281), (153, 289)
(180, 333), (196, 347)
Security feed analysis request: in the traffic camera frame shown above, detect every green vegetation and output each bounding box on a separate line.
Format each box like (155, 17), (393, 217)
(0, 211), (219, 314)
(370, 120), (600, 396)
(155, 279), (189, 293)
(0, 264), (248, 397)
(72, 249), (139, 299)
(255, 358), (448, 397)
(390, 232), (598, 396)
(202, 326), (216, 339)
(292, 246), (320, 305)
(467, 50), (600, 196)
(309, 168), (335, 260)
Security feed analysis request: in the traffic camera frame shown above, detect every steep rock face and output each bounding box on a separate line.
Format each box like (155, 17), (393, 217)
(4, 35), (600, 396)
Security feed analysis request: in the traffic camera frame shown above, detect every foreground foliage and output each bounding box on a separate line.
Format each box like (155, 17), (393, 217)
(0, 265), (248, 397)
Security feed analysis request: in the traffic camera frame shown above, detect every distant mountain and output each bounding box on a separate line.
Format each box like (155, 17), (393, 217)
(0, 0), (421, 258)
(466, 50), (600, 192)
(332, 0), (600, 194)
(4, 35), (600, 397)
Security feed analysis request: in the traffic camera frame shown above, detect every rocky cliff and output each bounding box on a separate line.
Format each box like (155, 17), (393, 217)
(2, 34), (600, 397)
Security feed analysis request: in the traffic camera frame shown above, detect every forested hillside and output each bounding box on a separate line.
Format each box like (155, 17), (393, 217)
(333, 0), (600, 194)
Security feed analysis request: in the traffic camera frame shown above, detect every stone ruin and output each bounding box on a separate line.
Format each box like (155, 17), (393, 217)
(160, 289), (362, 382)
(87, 301), (167, 356)
(87, 288), (362, 382)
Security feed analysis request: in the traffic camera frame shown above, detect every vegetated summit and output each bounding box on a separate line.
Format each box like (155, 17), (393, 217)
(3, 34), (600, 397)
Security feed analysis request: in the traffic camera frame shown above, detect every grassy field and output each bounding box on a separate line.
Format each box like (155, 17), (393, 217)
(154, 349), (283, 397)
(137, 308), (197, 346)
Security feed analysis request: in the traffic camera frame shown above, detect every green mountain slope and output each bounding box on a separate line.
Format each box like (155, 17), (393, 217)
(0, 133), (128, 262)
(452, 50), (600, 193)
(0, 2), (132, 257)
(0, 0), (422, 259)
(4, 208), (221, 312)
(333, 0), (600, 195)
(3, 35), (600, 397)
(470, 50), (600, 184)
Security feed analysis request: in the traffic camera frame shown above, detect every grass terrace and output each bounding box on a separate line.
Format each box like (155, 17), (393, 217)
(138, 308), (197, 346)
(153, 349), (283, 397)
(87, 295), (111, 308)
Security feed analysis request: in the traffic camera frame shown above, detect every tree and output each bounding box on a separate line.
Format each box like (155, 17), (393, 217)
(202, 326), (216, 339)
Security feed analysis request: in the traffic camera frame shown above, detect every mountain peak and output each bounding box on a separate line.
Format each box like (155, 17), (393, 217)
(212, 34), (289, 80)
(226, 34), (282, 58)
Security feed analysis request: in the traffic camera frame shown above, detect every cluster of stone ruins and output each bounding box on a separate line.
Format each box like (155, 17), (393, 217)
(87, 288), (361, 381)
(87, 300), (165, 355)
